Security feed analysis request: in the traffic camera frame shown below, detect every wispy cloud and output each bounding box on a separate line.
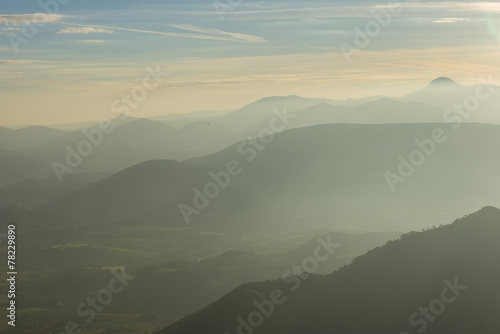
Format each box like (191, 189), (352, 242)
(0, 14), (62, 26)
(0, 27), (21, 31)
(166, 24), (265, 43)
(76, 40), (105, 44)
(208, 2), (500, 21)
(0, 60), (35, 65)
(58, 27), (114, 34)
(60, 22), (265, 43)
(433, 17), (470, 23)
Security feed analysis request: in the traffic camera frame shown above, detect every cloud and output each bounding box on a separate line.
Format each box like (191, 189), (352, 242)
(0, 60), (35, 65)
(76, 40), (105, 44)
(166, 24), (264, 43)
(0, 14), (62, 26)
(0, 27), (21, 31)
(148, 44), (500, 92)
(0, 60), (18, 65)
(433, 18), (470, 23)
(60, 22), (265, 43)
(58, 27), (114, 34)
(206, 2), (500, 21)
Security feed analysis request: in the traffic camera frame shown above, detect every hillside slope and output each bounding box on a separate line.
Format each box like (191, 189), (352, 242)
(45, 123), (500, 227)
(162, 206), (500, 334)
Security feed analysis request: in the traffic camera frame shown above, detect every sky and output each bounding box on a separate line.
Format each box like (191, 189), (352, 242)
(0, 0), (500, 125)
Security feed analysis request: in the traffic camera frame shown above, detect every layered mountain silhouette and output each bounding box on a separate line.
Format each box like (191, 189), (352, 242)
(161, 206), (500, 334)
(2, 77), (499, 183)
(44, 122), (500, 228)
(2, 77), (500, 334)
(0, 125), (66, 151)
(45, 159), (209, 218)
(2, 77), (500, 228)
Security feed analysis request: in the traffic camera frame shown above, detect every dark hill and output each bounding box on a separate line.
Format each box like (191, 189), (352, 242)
(46, 122), (500, 227)
(161, 206), (500, 334)
(45, 160), (209, 218)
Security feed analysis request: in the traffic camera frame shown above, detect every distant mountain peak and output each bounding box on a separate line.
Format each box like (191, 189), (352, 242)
(124, 117), (171, 129)
(428, 77), (460, 87)
(464, 205), (500, 220)
(258, 94), (306, 102)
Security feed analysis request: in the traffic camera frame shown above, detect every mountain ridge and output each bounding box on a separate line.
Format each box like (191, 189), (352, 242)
(161, 206), (500, 334)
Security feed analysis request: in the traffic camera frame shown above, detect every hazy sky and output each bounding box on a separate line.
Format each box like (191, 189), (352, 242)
(1, 0), (500, 125)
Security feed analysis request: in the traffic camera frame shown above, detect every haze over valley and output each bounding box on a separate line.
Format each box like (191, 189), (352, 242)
(1, 0), (500, 333)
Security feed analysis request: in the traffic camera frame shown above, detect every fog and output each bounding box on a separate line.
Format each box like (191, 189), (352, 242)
(1, 1), (500, 333)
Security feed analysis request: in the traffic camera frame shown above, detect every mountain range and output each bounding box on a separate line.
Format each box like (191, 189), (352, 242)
(1, 77), (498, 184)
(1, 77), (499, 230)
(41, 122), (500, 230)
(2, 77), (500, 334)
